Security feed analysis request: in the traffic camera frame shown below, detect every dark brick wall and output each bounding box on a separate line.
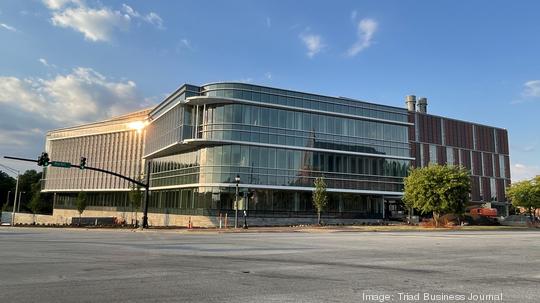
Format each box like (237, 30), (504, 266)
(409, 112), (510, 203)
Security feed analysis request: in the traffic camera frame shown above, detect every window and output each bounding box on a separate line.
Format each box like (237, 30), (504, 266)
(303, 113), (311, 130)
(251, 107), (260, 126)
(233, 104), (242, 123)
(243, 106), (251, 124)
(429, 145), (437, 164)
(224, 105), (232, 123)
(278, 110), (286, 128)
(259, 147), (268, 168)
(287, 150), (294, 169)
(277, 150), (286, 169)
(260, 107), (269, 126)
(286, 111), (294, 129)
(295, 112), (302, 130)
(250, 147), (260, 168)
(446, 147), (454, 165)
(499, 155), (506, 177)
(268, 148), (276, 168)
(239, 145), (249, 167)
(222, 145), (231, 165)
(269, 108), (278, 127)
(490, 178), (496, 201)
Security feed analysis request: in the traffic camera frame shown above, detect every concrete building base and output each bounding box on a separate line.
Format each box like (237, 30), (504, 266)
(2, 209), (384, 228)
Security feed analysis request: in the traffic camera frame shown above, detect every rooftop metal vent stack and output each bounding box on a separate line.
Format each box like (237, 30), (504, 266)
(406, 95), (416, 112)
(417, 97), (428, 113)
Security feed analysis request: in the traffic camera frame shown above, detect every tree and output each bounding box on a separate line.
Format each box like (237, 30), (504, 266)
(507, 176), (540, 221)
(403, 164), (471, 227)
(0, 170), (16, 208)
(312, 177), (328, 225)
(76, 192), (88, 226)
(17, 170), (42, 212)
(128, 182), (143, 227)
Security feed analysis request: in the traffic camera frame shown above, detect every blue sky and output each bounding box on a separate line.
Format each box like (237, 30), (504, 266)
(0, 0), (539, 180)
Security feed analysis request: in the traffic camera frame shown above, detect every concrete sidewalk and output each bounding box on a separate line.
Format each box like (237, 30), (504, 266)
(2, 224), (535, 234)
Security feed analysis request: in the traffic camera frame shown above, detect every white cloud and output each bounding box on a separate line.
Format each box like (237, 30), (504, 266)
(43, 0), (81, 10)
(122, 4), (164, 29)
(180, 39), (191, 48)
(347, 18), (377, 57)
(0, 67), (143, 124)
(512, 80), (540, 104)
(511, 163), (540, 182)
(121, 4), (139, 17)
(300, 33), (325, 58)
(0, 23), (17, 32)
(0, 68), (154, 168)
(522, 80), (540, 98)
(44, 1), (164, 42)
(175, 38), (193, 53)
(145, 12), (164, 29)
(38, 58), (56, 68)
(51, 6), (130, 42)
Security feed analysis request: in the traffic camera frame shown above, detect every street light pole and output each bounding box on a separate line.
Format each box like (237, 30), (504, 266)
(235, 175), (240, 229)
(243, 193), (248, 229)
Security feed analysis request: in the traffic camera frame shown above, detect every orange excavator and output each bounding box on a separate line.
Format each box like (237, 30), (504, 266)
(469, 208), (498, 218)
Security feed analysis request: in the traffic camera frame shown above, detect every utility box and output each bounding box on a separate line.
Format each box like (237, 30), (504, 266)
(1, 212), (12, 225)
(407, 215), (419, 224)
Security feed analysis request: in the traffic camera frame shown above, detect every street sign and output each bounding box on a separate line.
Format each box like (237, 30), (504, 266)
(50, 161), (72, 168)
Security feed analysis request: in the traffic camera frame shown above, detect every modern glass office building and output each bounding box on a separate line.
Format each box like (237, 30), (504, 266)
(143, 83), (411, 219)
(42, 82), (510, 225)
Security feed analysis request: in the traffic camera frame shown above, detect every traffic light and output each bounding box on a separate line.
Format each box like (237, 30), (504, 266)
(80, 157), (87, 170)
(37, 152), (50, 166)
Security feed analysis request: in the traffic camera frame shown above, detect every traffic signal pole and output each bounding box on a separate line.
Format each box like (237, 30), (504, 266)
(4, 155), (152, 228)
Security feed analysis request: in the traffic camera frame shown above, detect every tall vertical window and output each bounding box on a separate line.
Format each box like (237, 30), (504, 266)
(446, 147), (454, 165)
(490, 178), (496, 201)
(478, 178), (483, 200)
(429, 145), (437, 164)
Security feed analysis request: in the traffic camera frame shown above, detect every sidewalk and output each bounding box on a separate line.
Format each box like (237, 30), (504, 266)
(138, 224), (533, 234)
(2, 224), (534, 234)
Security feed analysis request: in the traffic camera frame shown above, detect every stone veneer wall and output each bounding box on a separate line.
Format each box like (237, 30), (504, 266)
(3, 209), (383, 227)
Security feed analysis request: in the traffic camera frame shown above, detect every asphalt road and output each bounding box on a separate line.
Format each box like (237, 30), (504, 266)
(0, 228), (539, 303)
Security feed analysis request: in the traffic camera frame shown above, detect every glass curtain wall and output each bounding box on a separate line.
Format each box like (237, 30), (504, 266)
(150, 145), (409, 192)
(199, 103), (409, 157)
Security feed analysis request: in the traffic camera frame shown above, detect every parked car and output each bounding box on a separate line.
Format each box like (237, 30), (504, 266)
(500, 215), (533, 227)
